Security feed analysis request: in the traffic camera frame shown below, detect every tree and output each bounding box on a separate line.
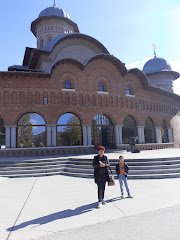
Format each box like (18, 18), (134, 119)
(18, 114), (33, 147)
(60, 115), (82, 146)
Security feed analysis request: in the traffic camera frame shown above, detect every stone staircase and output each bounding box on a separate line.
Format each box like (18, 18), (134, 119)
(1, 156), (180, 179)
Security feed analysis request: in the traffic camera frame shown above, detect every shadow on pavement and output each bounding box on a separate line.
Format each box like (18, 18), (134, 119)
(7, 202), (97, 232)
(106, 197), (121, 203)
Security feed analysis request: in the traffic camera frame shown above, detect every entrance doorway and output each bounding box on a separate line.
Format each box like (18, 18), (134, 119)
(92, 114), (116, 148)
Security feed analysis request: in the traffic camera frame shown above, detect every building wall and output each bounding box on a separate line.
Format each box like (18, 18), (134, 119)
(38, 38), (106, 73)
(171, 112), (180, 148)
(0, 59), (179, 129)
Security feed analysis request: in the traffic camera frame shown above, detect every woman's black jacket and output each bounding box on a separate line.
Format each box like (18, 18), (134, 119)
(93, 154), (110, 183)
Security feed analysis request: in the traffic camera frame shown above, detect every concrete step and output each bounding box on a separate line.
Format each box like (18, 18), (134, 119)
(0, 159), (69, 168)
(1, 156), (180, 179)
(0, 163), (69, 171)
(129, 168), (180, 175)
(2, 170), (93, 179)
(128, 164), (180, 170)
(1, 157), (180, 166)
(0, 166), (66, 175)
(128, 172), (180, 179)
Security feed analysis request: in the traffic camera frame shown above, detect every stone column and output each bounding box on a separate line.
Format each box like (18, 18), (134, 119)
(83, 125), (88, 146)
(118, 125), (123, 144)
(115, 125), (119, 145)
(46, 125), (52, 147)
(87, 126), (92, 145)
(155, 127), (162, 143)
(5, 126), (11, 148)
(167, 128), (174, 142)
(115, 125), (123, 145)
(137, 126), (145, 143)
(51, 126), (57, 147)
(11, 126), (17, 148)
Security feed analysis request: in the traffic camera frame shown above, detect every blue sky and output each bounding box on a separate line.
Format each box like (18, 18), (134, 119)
(1, 0), (180, 94)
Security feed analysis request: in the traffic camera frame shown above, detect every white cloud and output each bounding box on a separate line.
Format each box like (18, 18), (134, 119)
(126, 57), (151, 70)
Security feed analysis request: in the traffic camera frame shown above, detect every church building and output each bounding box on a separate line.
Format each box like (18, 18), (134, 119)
(0, 3), (180, 156)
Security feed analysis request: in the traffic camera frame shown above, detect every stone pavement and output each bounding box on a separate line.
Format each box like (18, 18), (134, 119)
(0, 148), (180, 240)
(43, 204), (180, 240)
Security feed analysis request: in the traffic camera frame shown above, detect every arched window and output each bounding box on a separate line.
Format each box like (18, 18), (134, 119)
(122, 115), (137, 144)
(57, 113), (82, 146)
(98, 83), (105, 92)
(144, 118), (156, 143)
(161, 119), (169, 143)
(0, 117), (5, 148)
(17, 113), (46, 148)
(65, 80), (71, 89)
(125, 84), (134, 96)
(92, 114), (115, 148)
(125, 87), (130, 95)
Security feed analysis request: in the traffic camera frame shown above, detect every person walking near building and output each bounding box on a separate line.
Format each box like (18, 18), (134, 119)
(93, 145), (110, 208)
(115, 155), (133, 198)
(129, 136), (138, 153)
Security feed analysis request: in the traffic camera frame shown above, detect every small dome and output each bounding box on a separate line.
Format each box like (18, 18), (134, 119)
(143, 56), (172, 74)
(45, 34), (66, 51)
(39, 6), (70, 19)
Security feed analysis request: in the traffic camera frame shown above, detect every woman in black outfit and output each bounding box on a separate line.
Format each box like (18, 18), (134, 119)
(93, 145), (110, 208)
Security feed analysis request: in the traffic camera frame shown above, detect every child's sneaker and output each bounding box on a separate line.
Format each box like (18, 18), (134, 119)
(127, 194), (133, 198)
(120, 194), (124, 199)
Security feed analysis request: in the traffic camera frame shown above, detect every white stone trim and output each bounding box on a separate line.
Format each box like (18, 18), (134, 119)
(62, 88), (75, 92)
(125, 94), (135, 97)
(97, 91), (109, 95)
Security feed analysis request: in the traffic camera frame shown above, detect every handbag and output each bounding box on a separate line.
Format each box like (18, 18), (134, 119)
(108, 166), (115, 186)
(108, 175), (115, 186)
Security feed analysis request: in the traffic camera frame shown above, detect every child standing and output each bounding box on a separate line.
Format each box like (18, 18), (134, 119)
(115, 155), (133, 198)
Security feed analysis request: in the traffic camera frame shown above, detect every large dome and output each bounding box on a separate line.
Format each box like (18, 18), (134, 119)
(39, 6), (70, 19)
(143, 56), (172, 74)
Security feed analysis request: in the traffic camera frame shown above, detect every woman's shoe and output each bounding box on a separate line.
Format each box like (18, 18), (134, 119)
(97, 202), (102, 208)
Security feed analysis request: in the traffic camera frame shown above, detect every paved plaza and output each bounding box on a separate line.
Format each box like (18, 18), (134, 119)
(1, 148), (180, 240)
